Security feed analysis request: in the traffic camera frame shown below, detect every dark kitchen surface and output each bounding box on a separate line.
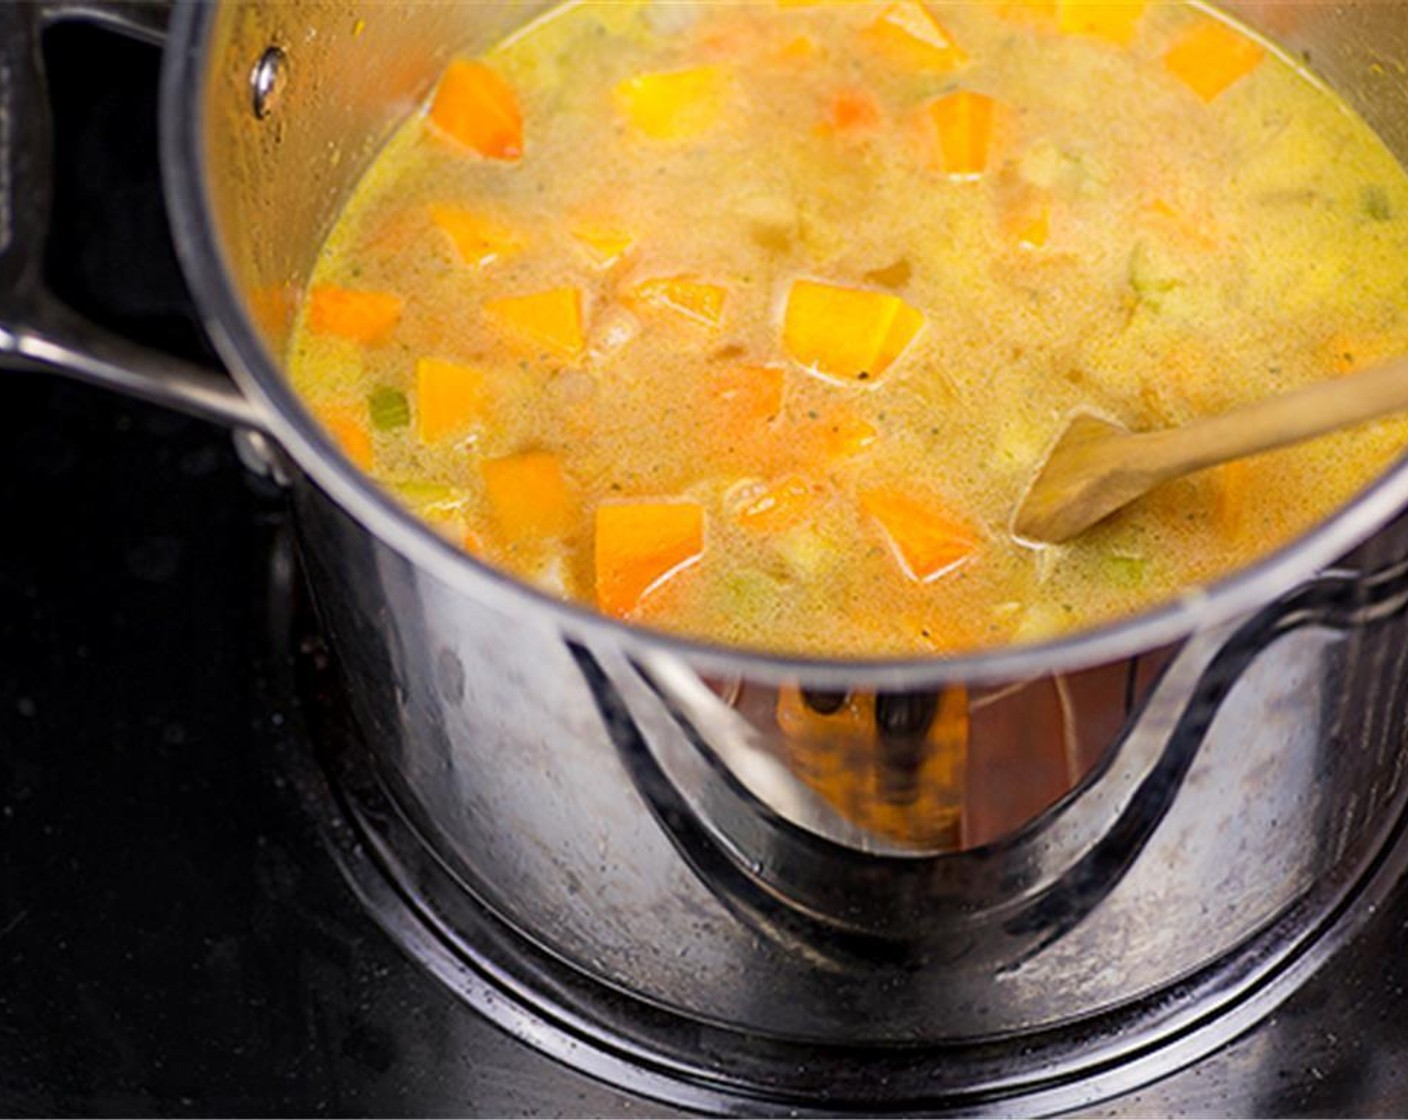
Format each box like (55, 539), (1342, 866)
(5, 17), (1408, 1119)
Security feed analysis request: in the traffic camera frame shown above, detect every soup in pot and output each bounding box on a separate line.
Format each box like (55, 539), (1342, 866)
(287, 0), (1408, 656)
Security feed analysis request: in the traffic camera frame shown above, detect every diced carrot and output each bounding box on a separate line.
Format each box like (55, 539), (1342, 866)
(615, 66), (725, 140)
(1164, 19), (1266, 102)
(821, 88), (882, 136)
(1057, 0), (1144, 44)
(484, 287), (585, 360)
(428, 59), (523, 161)
(481, 451), (574, 540)
(462, 528), (483, 556)
(630, 277), (727, 328)
(859, 489), (980, 582)
(782, 279), (924, 382)
(728, 475), (816, 531)
(928, 90), (996, 179)
(713, 365), (786, 425)
(777, 35), (818, 62)
(248, 284), (296, 339)
(823, 412), (878, 458)
(319, 406), (374, 472)
(571, 225), (633, 267)
(595, 502), (705, 618)
(1213, 459), (1252, 540)
(428, 204), (521, 267)
(864, 3), (967, 71)
(306, 286), (403, 344)
(415, 357), (485, 443)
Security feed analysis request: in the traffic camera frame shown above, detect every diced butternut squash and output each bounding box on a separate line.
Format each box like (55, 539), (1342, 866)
(713, 365), (786, 424)
(428, 59), (524, 161)
(823, 412), (878, 458)
(481, 451), (574, 540)
(860, 489), (980, 581)
(1057, 0), (1144, 44)
(864, 3), (966, 71)
(1013, 207), (1050, 249)
(429, 204), (522, 267)
(319, 406), (374, 472)
(1164, 19), (1266, 102)
(630, 277), (727, 327)
(999, 0), (1057, 23)
(415, 357), (485, 443)
(572, 225), (633, 267)
(928, 90), (996, 179)
(728, 475), (816, 531)
(595, 502), (705, 617)
(484, 288), (585, 359)
(782, 279), (923, 381)
(307, 286), (403, 344)
(615, 66), (725, 140)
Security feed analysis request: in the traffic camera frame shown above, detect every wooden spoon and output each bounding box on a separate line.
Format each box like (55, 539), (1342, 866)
(1014, 354), (1408, 544)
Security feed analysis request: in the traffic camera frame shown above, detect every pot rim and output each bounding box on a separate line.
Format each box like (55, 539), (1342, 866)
(158, 0), (1408, 689)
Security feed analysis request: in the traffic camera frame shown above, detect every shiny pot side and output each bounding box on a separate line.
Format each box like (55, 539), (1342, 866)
(155, 0), (1408, 1046)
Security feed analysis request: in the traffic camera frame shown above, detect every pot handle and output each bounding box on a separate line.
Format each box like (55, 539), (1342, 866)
(0, 1), (269, 434)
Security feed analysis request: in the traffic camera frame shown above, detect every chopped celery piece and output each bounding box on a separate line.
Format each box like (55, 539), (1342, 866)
(387, 481), (465, 517)
(1105, 554), (1148, 588)
(369, 386), (411, 430)
(1362, 184), (1393, 222)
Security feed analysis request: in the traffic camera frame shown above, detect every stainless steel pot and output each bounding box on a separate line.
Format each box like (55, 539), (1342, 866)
(10, 0), (1408, 1107)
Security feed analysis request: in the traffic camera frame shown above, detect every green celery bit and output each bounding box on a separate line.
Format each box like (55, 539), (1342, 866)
(387, 481), (464, 516)
(1105, 554), (1148, 589)
(716, 569), (784, 621)
(1362, 184), (1393, 222)
(369, 386), (411, 431)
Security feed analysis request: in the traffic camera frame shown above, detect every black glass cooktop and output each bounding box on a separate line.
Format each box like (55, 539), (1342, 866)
(5, 17), (1408, 1118)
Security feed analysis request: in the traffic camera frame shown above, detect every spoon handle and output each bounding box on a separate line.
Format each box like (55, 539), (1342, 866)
(1136, 354), (1408, 480)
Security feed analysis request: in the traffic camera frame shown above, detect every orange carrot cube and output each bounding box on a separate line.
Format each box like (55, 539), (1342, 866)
(860, 489), (979, 582)
(1164, 19), (1265, 102)
(306, 286), (403, 345)
(821, 87), (883, 136)
(318, 406), (374, 472)
(481, 451), (574, 540)
(595, 502), (705, 617)
(428, 59), (523, 161)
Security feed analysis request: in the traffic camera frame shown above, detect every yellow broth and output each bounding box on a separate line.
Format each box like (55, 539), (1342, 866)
(288, 1), (1408, 656)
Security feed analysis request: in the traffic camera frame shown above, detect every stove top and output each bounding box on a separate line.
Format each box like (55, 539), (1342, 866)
(5, 18), (1408, 1118)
